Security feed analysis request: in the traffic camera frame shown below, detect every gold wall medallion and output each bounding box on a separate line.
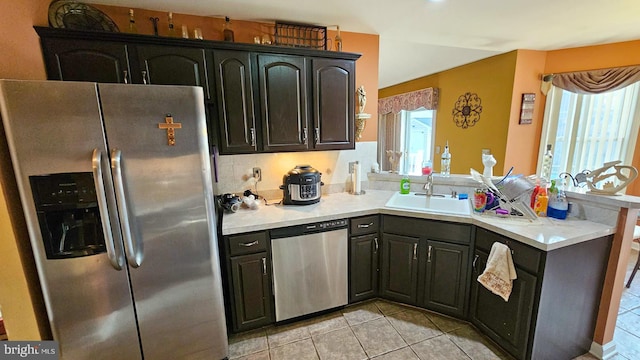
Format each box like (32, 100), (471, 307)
(158, 114), (182, 146)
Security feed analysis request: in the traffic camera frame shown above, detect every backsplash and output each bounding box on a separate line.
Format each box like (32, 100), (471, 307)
(215, 141), (378, 199)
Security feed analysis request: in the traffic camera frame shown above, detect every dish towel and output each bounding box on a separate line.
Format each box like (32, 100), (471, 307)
(477, 242), (517, 302)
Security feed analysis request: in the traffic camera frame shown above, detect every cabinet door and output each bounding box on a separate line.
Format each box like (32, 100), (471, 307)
(230, 252), (273, 332)
(470, 249), (537, 360)
(349, 233), (379, 303)
(380, 233), (419, 304)
(311, 58), (355, 150)
(257, 54), (308, 151)
(421, 240), (469, 317)
(212, 50), (257, 153)
(136, 45), (210, 99)
(40, 38), (130, 83)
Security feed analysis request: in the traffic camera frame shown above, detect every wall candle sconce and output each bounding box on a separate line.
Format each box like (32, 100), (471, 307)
(355, 85), (371, 140)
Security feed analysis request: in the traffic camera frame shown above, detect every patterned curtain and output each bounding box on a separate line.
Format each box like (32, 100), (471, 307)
(378, 88), (439, 114)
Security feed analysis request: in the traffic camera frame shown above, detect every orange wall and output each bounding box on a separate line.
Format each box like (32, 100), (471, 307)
(504, 50), (547, 176)
(379, 52), (518, 175)
(544, 40), (640, 74)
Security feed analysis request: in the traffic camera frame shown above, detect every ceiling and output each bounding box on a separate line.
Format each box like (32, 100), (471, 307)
(85, 0), (640, 89)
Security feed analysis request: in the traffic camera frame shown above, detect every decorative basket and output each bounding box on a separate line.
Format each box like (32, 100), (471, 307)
(274, 22), (327, 50)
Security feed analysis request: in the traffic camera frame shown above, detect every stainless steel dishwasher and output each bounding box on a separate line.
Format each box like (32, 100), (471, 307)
(270, 219), (348, 321)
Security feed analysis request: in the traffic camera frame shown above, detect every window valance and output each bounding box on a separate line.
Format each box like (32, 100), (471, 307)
(378, 87), (439, 114)
(542, 65), (640, 95)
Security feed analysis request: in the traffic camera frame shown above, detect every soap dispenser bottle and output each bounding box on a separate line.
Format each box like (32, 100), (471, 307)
(400, 175), (410, 194)
(441, 141), (451, 177)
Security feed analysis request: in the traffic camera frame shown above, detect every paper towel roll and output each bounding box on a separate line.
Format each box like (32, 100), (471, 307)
(353, 161), (362, 194)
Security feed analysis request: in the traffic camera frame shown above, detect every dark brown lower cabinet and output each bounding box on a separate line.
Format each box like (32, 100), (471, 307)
(421, 240), (469, 318)
(470, 227), (611, 360)
(229, 252), (273, 332)
(380, 215), (472, 314)
(349, 233), (379, 302)
(379, 233), (419, 304)
(470, 249), (537, 360)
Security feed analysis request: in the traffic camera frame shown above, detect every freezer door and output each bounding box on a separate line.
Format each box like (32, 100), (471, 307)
(0, 80), (141, 359)
(98, 83), (228, 359)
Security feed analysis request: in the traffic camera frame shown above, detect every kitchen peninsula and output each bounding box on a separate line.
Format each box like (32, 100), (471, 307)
(220, 181), (639, 360)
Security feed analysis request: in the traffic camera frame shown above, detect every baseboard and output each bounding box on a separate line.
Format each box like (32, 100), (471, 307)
(590, 341), (617, 360)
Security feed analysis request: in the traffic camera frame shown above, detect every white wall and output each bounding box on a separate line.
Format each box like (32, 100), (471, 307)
(215, 142), (378, 199)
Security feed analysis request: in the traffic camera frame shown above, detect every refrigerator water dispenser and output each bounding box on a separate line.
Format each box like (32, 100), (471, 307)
(30, 172), (106, 259)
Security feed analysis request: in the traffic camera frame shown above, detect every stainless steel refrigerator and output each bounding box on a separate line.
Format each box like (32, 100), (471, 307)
(0, 80), (228, 359)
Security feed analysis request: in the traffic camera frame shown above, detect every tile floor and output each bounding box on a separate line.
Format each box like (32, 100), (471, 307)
(229, 249), (640, 360)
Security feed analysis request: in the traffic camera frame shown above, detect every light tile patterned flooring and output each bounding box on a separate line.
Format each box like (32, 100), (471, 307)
(229, 249), (640, 360)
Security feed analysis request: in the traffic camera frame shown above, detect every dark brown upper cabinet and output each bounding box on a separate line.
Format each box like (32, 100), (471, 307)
(40, 38), (130, 84)
(257, 54), (309, 152)
(135, 45), (210, 99)
(211, 50), (257, 153)
(311, 58), (355, 150)
(36, 26), (360, 154)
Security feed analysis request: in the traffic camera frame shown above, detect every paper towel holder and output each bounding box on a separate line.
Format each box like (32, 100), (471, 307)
(349, 161), (366, 195)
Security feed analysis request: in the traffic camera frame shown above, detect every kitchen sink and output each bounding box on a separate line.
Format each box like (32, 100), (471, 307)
(384, 192), (471, 215)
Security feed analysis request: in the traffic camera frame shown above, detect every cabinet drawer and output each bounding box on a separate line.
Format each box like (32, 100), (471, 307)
(227, 231), (268, 256)
(351, 215), (379, 236)
(475, 228), (541, 274)
(382, 215), (471, 245)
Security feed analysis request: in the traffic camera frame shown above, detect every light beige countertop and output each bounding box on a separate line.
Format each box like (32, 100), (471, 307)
(221, 190), (616, 251)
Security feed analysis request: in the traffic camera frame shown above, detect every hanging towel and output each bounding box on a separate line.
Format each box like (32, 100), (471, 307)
(478, 242), (517, 301)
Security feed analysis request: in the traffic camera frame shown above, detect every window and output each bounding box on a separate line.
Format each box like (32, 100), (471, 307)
(377, 108), (436, 175)
(539, 83), (640, 184)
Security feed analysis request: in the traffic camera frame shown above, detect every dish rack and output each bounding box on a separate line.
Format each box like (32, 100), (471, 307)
(471, 169), (538, 220)
(274, 21), (327, 50)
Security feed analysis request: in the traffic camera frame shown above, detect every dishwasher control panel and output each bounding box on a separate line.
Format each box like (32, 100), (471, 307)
(312, 219), (347, 230)
(270, 218), (348, 238)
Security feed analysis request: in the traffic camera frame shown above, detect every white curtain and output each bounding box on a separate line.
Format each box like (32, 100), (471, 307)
(539, 83), (640, 181)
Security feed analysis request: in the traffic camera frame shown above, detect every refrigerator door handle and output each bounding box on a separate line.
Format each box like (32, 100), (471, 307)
(111, 149), (143, 268)
(92, 149), (125, 270)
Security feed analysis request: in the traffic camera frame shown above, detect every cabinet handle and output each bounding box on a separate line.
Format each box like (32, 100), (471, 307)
(413, 243), (417, 260)
(123, 70), (129, 84)
(142, 70), (148, 84)
(315, 127), (320, 143)
(472, 254), (479, 271)
(374, 237), (378, 252)
(427, 245), (432, 263)
(262, 257), (267, 275)
(357, 222), (374, 228)
(250, 127), (256, 147)
(302, 128), (308, 144)
(238, 240), (259, 247)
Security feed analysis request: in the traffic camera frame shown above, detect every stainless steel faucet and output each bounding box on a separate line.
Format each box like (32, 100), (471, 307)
(423, 173), (433, 196)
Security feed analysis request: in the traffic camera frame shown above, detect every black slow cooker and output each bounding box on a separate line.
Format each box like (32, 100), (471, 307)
(280, 165), (323, 205)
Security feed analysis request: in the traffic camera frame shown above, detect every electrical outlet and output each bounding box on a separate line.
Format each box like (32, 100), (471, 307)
(253, 167), (262, 181)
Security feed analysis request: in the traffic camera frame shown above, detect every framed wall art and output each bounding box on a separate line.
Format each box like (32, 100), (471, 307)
(519, 93), (535, 124)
